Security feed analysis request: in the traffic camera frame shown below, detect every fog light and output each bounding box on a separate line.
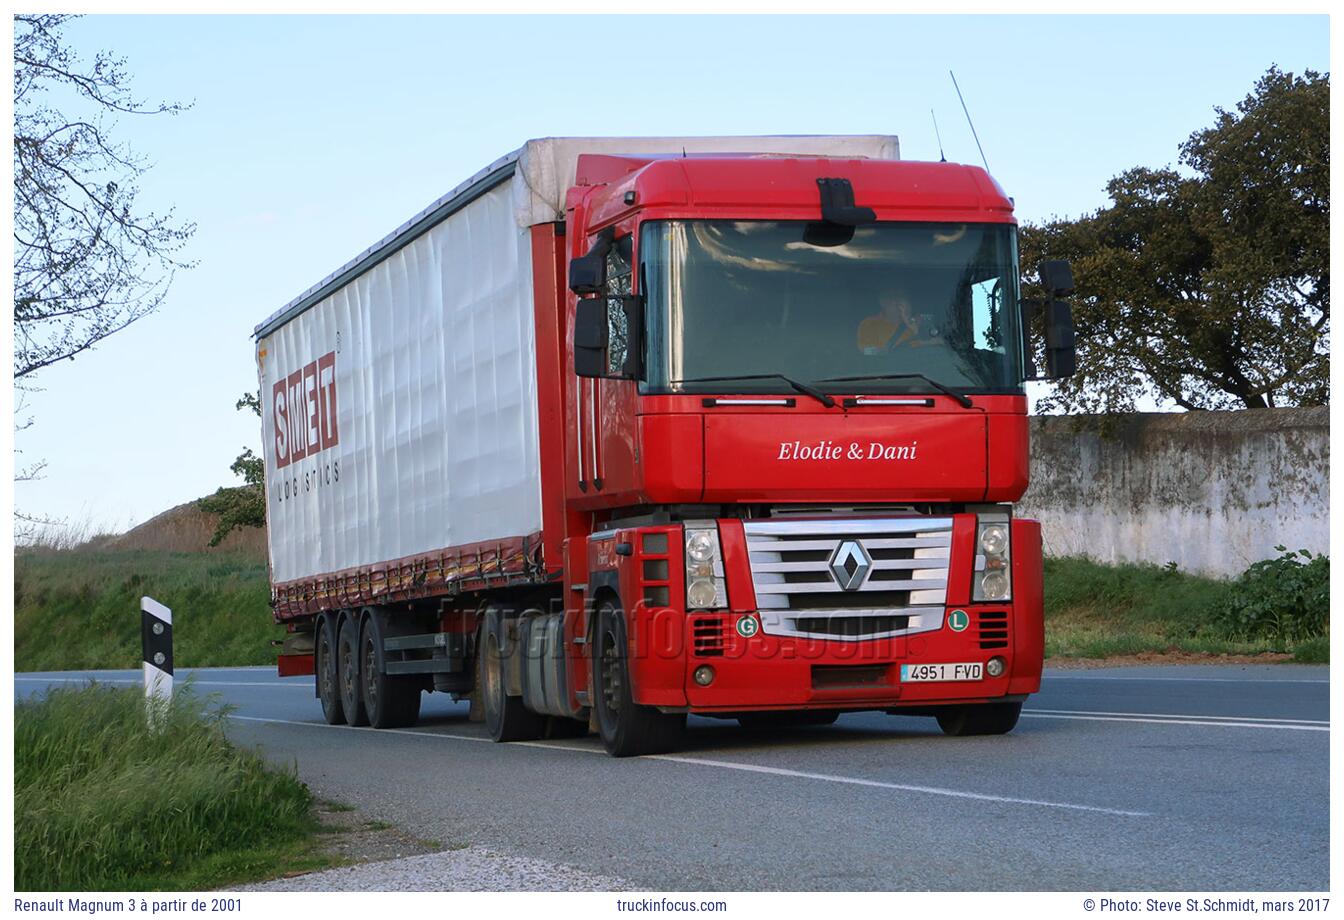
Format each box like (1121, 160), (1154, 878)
(693, 665), (715, 686)
(986, 656), (1006, 677)
(687, 578), (718, 609)
(980, 571), (1009, 600)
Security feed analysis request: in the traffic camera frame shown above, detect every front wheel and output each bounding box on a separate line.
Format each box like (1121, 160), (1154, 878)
(593, 601), (685, 757)
(936, 701), (1022, 737)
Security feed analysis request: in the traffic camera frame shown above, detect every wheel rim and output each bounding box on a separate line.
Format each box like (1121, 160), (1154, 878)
(483, 635), (501, 723)
(600, 625), (622, 718)
(319, 631), (337, 704)
(339, 633), (354, 703)
(363, 634), (378, 712)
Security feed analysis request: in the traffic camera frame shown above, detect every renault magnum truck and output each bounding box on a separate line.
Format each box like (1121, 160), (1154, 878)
(255, 135), (1077, 756)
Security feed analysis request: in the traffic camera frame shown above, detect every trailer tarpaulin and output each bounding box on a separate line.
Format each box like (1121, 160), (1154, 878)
(257, 180), (541, 610)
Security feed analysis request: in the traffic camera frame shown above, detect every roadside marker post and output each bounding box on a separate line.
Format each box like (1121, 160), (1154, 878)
(141, 596), (173, 728)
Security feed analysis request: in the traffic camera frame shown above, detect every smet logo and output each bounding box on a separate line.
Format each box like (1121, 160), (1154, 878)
(272, 351), (339, 470)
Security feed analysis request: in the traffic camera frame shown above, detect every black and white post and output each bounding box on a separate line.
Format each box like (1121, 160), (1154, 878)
(141, 596), (173, 726)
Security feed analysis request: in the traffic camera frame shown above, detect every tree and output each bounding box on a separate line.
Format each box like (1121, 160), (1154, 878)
(197, 393), (266, 547)
(13, 14), (195, 383)
(1020, 66), (1328, 413)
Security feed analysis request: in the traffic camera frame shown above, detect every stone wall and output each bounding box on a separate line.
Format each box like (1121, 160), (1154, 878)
(1018, 407), (1329, 577)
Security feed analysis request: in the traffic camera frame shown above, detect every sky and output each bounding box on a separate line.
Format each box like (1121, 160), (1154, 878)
(10, 13), (1331, 534)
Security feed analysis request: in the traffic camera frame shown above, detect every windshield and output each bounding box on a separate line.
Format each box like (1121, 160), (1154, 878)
(639, 220), (1024, 395)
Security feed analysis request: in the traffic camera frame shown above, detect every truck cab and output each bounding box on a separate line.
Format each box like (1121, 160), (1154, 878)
(551, 153), (1075, 754)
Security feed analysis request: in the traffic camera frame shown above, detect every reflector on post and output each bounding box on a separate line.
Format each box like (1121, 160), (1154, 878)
(141, 596), (173, 728)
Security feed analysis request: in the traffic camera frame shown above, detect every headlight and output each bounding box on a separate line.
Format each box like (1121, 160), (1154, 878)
(686, 531), (716, 563)
(980, 571), (1010, 600)
(979, 524), (1008, 556)
(684, 521), (726, 610)
(972, 516), (1012, 602)
(687, 578), (719, 609)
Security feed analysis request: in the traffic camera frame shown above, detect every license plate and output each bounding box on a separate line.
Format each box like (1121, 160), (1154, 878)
(900, 662), (983, 682)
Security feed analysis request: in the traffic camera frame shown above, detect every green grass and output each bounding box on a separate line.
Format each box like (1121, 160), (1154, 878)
(1290, 636), (1330, 664)
(15, 683), (330, 890)
(13, 547), (1326, 671)
(14, 548), (282, 672)
(1044, 556), (1328, 661)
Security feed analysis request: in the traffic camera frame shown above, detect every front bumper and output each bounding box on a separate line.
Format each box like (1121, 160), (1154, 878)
(620, 518), (1044, 712)
(678, 604), (1031, 712)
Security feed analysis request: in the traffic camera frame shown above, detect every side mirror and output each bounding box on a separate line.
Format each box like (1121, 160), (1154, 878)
(569, 253), (605, 295)
(573, 294), (642, 380)
(1043, 299), (1076, 379)
(1039, 260), (1075, 297)
(573, 298), (609, 377)
(569, 227), (616, 295)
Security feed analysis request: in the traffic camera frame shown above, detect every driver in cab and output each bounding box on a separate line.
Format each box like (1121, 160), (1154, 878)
(857, 290), (946, 355)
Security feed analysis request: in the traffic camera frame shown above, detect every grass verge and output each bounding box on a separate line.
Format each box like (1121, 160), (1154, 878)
(1044, 556), (1327, 663)
(15, 683), (330, 891)
(13, 547), (1326, 670)
(14, 548), (281, 671)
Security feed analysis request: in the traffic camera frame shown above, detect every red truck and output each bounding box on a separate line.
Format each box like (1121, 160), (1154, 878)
(254, 135), (1076, 756)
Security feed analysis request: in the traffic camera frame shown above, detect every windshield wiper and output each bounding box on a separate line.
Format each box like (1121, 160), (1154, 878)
(670, 373), (836, 409)
(815, 373), (974, 409)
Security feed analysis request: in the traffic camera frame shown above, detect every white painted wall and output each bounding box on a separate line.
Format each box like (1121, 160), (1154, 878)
(1017, 408), (1329, 577)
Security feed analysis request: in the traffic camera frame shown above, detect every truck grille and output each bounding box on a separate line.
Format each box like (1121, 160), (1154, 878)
(743, 517), (952, 641)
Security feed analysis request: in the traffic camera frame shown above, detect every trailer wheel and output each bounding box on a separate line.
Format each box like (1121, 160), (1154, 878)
(593, 600), (685, 757)
(360, 618), (422, 729)
(337, 616), (369, 726)
(737, 710), (839, 731)
(482, 628), (545, 742)
(935, 701), (1022, 737)
(315, 616), (346, 725)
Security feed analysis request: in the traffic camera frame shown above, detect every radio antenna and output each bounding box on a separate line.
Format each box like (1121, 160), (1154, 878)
(950, 70), (990, 174)
(930, 108), (946, 163)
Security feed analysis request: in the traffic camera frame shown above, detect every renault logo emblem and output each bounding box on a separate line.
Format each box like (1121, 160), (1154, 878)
(828, 540), (872, 591)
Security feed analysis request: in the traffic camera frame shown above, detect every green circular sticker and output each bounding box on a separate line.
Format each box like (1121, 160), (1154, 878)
(948, 609), (970, 632)
(736, 616), (760, 638)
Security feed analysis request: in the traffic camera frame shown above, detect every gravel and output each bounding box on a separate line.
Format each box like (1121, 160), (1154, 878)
(241, 846), (631, 892)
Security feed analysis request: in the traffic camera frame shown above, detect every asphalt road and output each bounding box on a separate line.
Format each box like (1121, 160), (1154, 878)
(15, 664), (1329, 891)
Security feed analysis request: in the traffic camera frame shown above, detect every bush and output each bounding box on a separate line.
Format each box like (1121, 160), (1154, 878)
(15, 683), (314, 890)
(1215, 547), (1330, 643)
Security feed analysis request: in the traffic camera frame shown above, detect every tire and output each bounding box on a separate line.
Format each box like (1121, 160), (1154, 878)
(315, 616), (346, 725)
(482, 625), (546, 742)
(936, 701), (1022, 737)
(360, 617), (422, 729)
(737, 710), (839, 731)
(337, 616), (369, 727)
(593, 600), (685, 757)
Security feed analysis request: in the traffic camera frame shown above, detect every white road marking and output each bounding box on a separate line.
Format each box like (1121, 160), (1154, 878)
(13, 676), (308, 689)
(227, 714), (1149, 817)
(1023, 712), (1327, 732)
(646, 753), (1150, 816)
(1029, 707), (1328, 726)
